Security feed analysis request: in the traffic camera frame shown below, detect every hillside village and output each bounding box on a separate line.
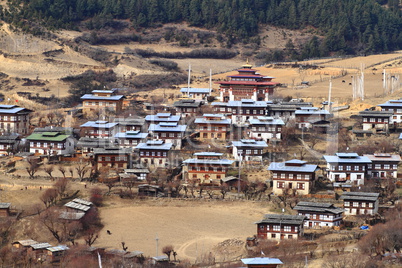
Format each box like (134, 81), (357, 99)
(0, 59), (400, 267)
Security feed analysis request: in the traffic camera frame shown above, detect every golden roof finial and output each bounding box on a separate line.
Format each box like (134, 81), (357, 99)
(243, 58), (252, 68)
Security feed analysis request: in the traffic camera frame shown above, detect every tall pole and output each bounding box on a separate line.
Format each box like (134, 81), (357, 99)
(187, 64), (191, 96)
(328, 77), (332, 113)
(238, 153), (242, 196)
(155, 233), (159, 256)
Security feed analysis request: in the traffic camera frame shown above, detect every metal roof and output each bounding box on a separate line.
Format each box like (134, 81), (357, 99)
(194, 118), (231, 124)
(64, 201), (91, 212)
(268, 161), (318, 173)
(324, 154), (371, 164)
(180, 87), (211, 93)
(59, 211), (86, 220)
(174, 99), (202, 107)
(14, 239), (38, 247)
(31, 243), (52, 250)
(295, 108), (330, 115)
(232, 140), (268, 148)
(136, 142), (173, 150)
(0, 106), (32, 114)
(145, 114), (181, 122)
(124, 168), (150, 174)
(241, 257), (283, 265)
(341, 192), (379, 202)
(294, 202), (344, 214)
(81, 94), (124, 100)
(80, 121), (118, 129)
(47, 245), (69, 252)
(0, 203), (11, 209)
(359, 110), (393, 117)
(255, 214), (307, 225)
(194, 152), (223, 156)
(183, 159), (234, 165)
(93, 147), (132, 155)
(77, 137), (115, 148)
(364, 154), (401, 162)
(148, 123), (187, 132)
(113, 117), (145, 125)
(115, 132), (148, 139)
(26, 133), (70, 142)
(248, 117), (285, 125)
(72, 198), (93, 206)
(378, 100), (402, 107)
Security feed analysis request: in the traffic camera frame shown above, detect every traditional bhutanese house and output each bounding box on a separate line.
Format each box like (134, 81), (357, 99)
(80, 121), (118, 139)
(364, 153), (401, 179)
(113, 117), (146, 133)
(378, 99), (402, 126)
(293, 202), (344, 228)
(0, 203), (11, 217)
(81, 89), (125, 114)
(0, 105), (32, 135)
(268, 159), (318, 195)
(341, 192), (379, 216)
(241, 257), (283, 268)
(148, 122), (186, 150)
(27, 131), (74, 156)
(76, 137), (115, 157)
(182, 152), (234, 184)
(359, 110), (392, 132)
(267, 102), (313, 122)
(174, 99), (203, 117)
(46, 245), (69, 263)
(180, 87), (212, 100)
(212, 99), (268, 125)
(93, 147), (132, 170)
(136, 140), (173, 168)
(27, 242), (53, 261)
(145, 113), (181, 125)
(194, 114), (231, 140)
(255, 214), (306, 240)
(0, 134), (20, 156)
(232, 139), (268, 162)
(120, 166), (150, 181)
(115, 131), (148, 148)
(295, 107), (331, 129)
(248, 116), (284, 143)
(12, 239), (39, 250)
(323, 153), (371, 186)
(217, 62), (279, 102)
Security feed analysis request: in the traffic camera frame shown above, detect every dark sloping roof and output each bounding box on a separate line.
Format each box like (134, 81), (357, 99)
(294, 202), (344, 214)
(341, 192), (379, 201)
(255, 214), (306, 225)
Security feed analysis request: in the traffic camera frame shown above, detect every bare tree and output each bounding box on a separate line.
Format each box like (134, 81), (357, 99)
(40, 188), (58, 208)
(84, 229), (99, 247)
(25, 158), (39, 179)
(162, 245), (174, 261)
(220, 183), (229, 199)
(44, 165), (54, 181)
(75, 162), (90, 181)
(58, 166), (67, 179)
(54, 177), (69, 199)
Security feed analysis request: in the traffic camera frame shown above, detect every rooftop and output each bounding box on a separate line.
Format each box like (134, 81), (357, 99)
(255, 214), (307, 225)
(26, 132), (70, 142)
(80, 121), (118, 129)
(180, 87), (211, 94)
(268, 160), (318, 173)
(232, 140), (268, 148)
(241, 257), (283, 265)
(136, 141), (173, 150)
(324, 153), (371, 164)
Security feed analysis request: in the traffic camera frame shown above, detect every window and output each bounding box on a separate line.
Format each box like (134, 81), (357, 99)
(271, 234), (276, 238)
(375, 164), (381, 169)
(363, 118), (367, 122)
(297, 174), (301, 180)
(384, 164), (390, 169)
(288, 235), (293, 239)
(297, 183), (305, 189)
(338, 165), (343, 170)
(354, 166), (359, 171)
(281, 174), (286, 179)
(304, 174), (310, 180)
(277, 182), (284, 188)
(370, 118), (375, 122)
(105, 157), (110, 161)
(273, 173), (277, 178)
(369, 203), (373, 208)
(273, 225), (280, 231)
(289, 174), (293, 179)
(353, 202), (359, 207)
(284, 226), (291, 232)
(346, 166), (351, 171)
(344, 201), (350, 206)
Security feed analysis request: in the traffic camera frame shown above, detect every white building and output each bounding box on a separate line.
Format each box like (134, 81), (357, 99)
(323, 153), (371, 186)
(248, 116), (284, 142)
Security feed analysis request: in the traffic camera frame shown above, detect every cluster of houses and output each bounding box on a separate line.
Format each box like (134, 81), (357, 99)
(255, 191), (380, 241)
(1, 63), (400, 266)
